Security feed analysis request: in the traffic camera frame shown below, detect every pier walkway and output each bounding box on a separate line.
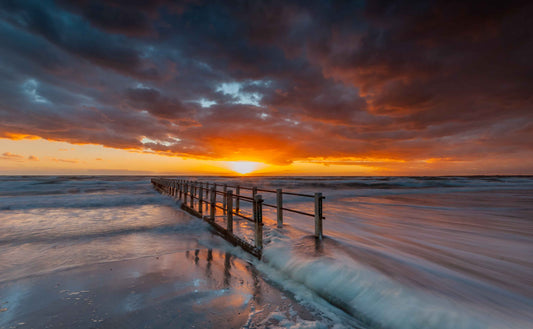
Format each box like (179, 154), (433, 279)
(151, 178), (325, 258)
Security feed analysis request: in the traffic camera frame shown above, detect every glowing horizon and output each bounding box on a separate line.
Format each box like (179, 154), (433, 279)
(1, 2), (532, 176)
(2, 137), (532, 176)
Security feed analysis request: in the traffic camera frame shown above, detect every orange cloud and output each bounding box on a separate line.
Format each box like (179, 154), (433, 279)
(0, 132), (41, 140)
(50, 158), (80, 164)
(1, 152), (25, 161)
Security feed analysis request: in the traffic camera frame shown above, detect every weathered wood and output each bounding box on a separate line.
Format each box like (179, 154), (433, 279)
(184, 182), (188, 204)
(276, 188), (283, 228)
(190, 182), (194, 208)
(235, 185), (240, 213)
(205, 219), (261, 258)
(254, 194), (263, 250)
(209, 186), (216, 221)
(204, 182), (209, 211)
(222, 184), (227, 213)
(315, 192), (323, 240)
(226, 190), (233, 233)
(198, 183), (203, 214)
(181, 202), (202, 218)
(151, 177), (324, 260)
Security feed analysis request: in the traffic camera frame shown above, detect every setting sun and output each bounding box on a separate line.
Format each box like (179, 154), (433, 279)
(228, 161), (262, 175)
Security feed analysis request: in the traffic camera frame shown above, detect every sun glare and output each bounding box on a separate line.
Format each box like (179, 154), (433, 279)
(228, 161), (261, 175)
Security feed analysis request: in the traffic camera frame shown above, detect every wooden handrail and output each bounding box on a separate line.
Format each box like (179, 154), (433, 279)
(150, 177), (325, 258)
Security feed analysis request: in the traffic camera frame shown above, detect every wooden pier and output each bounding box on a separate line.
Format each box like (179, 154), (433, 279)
(151, 178), (325, 259)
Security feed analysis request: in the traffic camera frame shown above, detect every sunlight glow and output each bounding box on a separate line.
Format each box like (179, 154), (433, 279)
(227, 161), (262, 175)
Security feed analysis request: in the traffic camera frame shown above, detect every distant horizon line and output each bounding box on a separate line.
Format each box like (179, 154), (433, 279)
(2, 174), (532, 178)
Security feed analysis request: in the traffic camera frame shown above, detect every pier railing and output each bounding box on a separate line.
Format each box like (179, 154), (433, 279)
(151, 178), (325, 258)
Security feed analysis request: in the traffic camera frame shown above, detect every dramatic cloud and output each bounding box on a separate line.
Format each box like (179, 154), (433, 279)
(0, 0), (532, 170)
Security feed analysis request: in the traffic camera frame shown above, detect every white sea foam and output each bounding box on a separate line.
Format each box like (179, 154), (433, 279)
(258, 236), (521, 329)
(1, 176), (532, 329)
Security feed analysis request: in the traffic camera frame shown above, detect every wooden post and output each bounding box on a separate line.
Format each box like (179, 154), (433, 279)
(276, 188), (283, 228)
(213, 183), (217, 207)
(254, 194), (263, 249)
(252, 186), (257, 199)
(184, 181), (188, 204)
(209, 187), (216, 221)
(235, 185), (240, 213)
(226, 190), (233, 233)
(198, 183), (203, 214)
(190, 182), (195, 208)
(191, 181), (193, 202)
(188, 181), (192, 206)
(205, 182), (209, 211)
(222, 184), (227, 213)
(314, 192), (323, 240)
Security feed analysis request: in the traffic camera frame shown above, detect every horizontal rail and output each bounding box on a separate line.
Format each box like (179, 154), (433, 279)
(262, 202), (325, 219)
(235, 195), (254, 202)
(190, 190), (324, 219)
(232, 211), (253, 222)
(256, 187), (277, 193)
(219, 184), (316, 198)
(151, 178), (325, 241)
(212, 190), (254, 203)
(178, 182), (324, 199)
(152, 182), (323, 218)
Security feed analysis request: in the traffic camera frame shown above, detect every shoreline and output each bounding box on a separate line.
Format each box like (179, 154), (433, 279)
(0, 248), (322, 328)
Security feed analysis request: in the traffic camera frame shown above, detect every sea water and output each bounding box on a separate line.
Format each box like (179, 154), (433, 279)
(1, 176), (532, 329)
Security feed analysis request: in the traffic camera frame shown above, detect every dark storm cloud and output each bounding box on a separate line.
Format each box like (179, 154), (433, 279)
(0, 0), (532, 169)
(0, 0), (159, 78)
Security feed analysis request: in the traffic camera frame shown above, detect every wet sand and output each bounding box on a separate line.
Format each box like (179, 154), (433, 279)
(0, 249), (321, 329)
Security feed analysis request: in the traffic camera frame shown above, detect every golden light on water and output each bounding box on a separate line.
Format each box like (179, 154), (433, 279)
(227, 161), (262, 175)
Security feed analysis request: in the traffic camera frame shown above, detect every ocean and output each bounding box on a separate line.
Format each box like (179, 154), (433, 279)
(1, 176), (532, 328)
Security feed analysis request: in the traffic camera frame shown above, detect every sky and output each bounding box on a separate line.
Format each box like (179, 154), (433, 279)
(1, 0), (532, 175)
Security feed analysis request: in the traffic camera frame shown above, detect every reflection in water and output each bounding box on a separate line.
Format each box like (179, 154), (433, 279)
(183, 249), (264, 306)
(0, 249), (310, 329)
(224, 252), (232, 288)
(194, 249), (199, 265)
(248, 264), (262, 305)
(206, 249), (213, 279)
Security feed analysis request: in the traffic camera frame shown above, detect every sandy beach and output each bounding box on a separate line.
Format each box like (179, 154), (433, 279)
(0, 248), (322, 329)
